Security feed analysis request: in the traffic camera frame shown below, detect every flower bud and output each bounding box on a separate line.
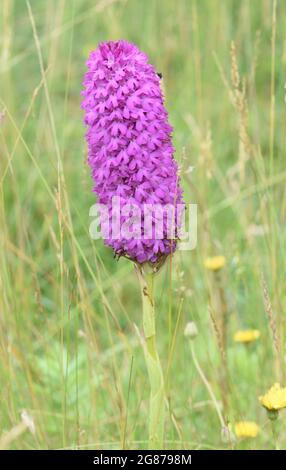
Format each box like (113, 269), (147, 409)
(184, 321), (198, 340)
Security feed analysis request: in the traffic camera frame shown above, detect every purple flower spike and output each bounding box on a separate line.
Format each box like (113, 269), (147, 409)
(82, 40), (184, 266)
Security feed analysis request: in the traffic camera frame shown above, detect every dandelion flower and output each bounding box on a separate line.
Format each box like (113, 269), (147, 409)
(204, 256), (226, 271)
(259, 383), (286, 411)
(234, 421), (259, 438)
(233, 329), (260, 343)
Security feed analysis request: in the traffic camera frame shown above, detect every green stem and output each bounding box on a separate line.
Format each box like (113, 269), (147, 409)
(271, 418), (279, 450)
(137, 266), (165, 449)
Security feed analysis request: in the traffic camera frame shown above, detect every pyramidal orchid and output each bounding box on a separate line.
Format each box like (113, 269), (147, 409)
(82, 40), (184, 449)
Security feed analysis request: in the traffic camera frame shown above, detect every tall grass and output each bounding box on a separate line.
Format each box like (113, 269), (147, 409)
(0, 0), (285, 449)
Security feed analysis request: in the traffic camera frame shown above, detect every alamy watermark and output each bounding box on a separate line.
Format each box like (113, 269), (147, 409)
(89, 196), (197, 251)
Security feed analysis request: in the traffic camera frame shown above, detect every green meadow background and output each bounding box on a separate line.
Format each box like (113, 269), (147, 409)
(1, 0), (286, 450)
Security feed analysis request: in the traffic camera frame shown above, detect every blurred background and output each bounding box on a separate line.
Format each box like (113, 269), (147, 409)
(0, 0), (286, 449)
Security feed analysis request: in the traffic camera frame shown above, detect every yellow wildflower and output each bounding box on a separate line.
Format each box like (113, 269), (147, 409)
(234, 421), (259, 438)
(259, 383), (286, 411)
(233, 329), (260, 343)
(204, 256), (226, 271)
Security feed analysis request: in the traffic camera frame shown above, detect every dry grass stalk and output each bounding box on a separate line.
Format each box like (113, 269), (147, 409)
(230, 41), (252, 182)
(208, 302), (229, 415)
(208, 305), (225, 364)
(261, 273), (279, 355)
